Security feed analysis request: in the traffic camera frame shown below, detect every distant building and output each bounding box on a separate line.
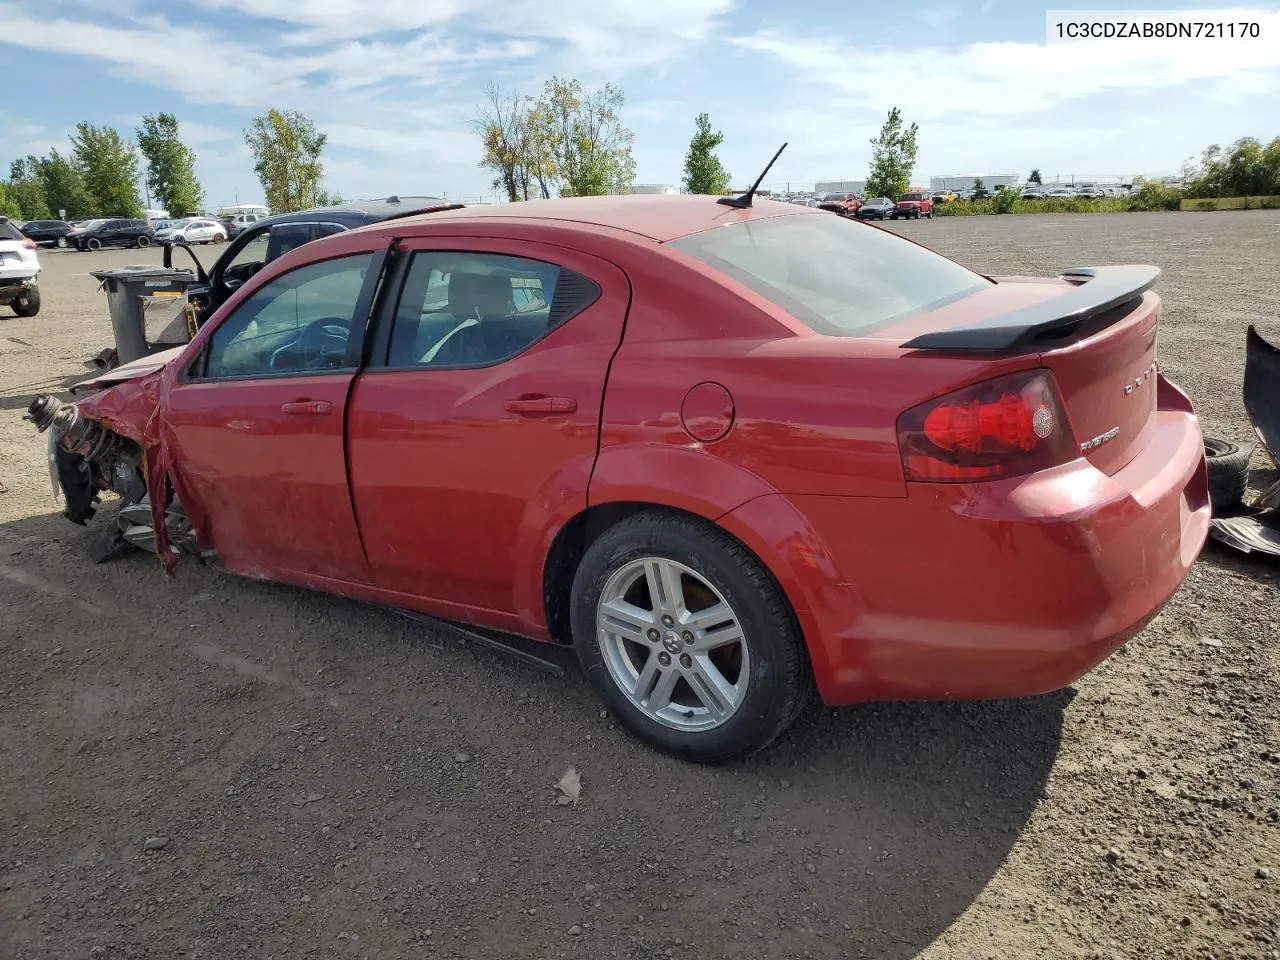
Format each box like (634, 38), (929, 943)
(815, 180), (866, 196)
(628, 184), (677, 195)
(141, 208), (170, 220)
(216, 203), (270, 217)
(930, 174), (1018, 191)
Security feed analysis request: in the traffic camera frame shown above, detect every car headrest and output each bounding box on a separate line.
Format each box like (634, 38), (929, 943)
(448, 272), (512, 318)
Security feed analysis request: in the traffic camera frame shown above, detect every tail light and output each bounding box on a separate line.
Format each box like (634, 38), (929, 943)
(22, 238), (36, 250)
(897, 369), (1077, 482)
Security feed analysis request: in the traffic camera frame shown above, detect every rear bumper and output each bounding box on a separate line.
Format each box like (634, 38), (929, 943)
(722, 375), (1210, 705)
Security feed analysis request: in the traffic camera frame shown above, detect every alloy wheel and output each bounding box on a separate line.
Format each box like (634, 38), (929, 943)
(596, 557), (750, 732)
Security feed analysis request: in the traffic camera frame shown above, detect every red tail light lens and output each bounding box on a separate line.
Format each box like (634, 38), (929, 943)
(897, 369), (1077, 482)
(22, 238), (37, 250)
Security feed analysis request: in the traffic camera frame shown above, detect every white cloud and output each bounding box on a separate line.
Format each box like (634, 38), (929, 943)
(732, 9), (1280, 123)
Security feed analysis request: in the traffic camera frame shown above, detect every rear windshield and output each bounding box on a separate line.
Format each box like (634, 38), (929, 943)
(0, 220), (25, 241)
(667, 214), (990, 337)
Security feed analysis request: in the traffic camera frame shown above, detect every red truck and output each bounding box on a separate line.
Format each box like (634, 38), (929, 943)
(892, 191), (933, 219)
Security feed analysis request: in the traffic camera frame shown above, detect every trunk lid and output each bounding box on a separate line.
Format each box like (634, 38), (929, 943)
(1038, 291), (1158, 474)
(887, 272), (1161, 476)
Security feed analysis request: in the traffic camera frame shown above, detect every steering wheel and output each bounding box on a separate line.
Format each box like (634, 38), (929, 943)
(270, 317), (350, 370)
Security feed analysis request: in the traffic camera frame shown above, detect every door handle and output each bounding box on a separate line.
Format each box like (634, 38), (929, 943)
(504, 396), (577, 415)
(281, 400), (333, 415)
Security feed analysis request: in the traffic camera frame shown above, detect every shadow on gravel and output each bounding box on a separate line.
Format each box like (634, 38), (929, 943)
(0, 370), (101, 411)
(0, 506), (1064, 960)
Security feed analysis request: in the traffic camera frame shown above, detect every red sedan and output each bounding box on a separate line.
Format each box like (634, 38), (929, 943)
(27, 195), (1210, 762)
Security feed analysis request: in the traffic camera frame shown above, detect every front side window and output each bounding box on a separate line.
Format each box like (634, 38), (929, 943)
(205, 253), (374, 378)
(385, 251), (599, 368)
(667, 213), (989, 337)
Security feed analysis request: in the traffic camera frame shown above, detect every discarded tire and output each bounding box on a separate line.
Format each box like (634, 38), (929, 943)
(1204, 437), (1252, 513)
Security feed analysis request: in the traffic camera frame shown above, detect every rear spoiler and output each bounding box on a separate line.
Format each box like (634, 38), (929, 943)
(902, 265), (1160, 352)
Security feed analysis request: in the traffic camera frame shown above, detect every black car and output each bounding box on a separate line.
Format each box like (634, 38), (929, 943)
(72, 218), (155, 251)
(854, 197), (895, 220)
(166, 195), (451, 326)
(20, 219), (75, 248)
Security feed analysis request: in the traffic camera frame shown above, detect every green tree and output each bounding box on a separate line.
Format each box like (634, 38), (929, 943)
(37, 149), (95, 219)
(533, 77), (635, 197)
(7, 160), (52, 220)
(682, 113), (732, 195)
(973, 177), (985, 191)
(70, 123), (142, 216)
(1185, 136), (1280, 197)
(137, 113), (204, 216)
(6, 158), (51, 219)
(475, 83), (547, 201)
(0, 182), (23, 219)
(863, 107), (919, 201)
(243, 109), (329, 213)
(1029, 169), (1042, 184)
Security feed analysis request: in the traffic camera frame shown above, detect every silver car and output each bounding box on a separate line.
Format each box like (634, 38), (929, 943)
(163, 218), (227, 245)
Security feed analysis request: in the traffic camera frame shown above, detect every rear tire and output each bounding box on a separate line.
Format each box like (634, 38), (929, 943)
(56, 236), (68, 248)
(212, 233), (225, 245)
(1204, 437), (1252, 513)
(12, 285), (40, 317)
(570, 511), (810, 763)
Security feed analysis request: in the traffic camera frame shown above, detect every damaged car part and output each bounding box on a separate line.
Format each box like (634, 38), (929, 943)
(1208, 325), (1280, 557)
(24, 394), (200, 559)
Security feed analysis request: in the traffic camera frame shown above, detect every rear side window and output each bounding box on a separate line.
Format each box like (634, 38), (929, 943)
(0, 220), (25, 241)
(385, 251), (600, 368)
(667, 214), (989, 337)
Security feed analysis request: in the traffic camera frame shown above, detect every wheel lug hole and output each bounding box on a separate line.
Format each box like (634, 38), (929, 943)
(658, 652), (671, 667)
(646, 628), (660, 642)
(679, 653), (692, 668)
(661, 615), (675, 627)
(682, 631), (694, 644)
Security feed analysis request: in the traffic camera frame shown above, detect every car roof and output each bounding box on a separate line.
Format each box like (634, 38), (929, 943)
(386, 194), (819, 243)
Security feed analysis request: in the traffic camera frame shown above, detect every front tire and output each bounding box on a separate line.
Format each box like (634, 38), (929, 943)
(56, 236), (68, 248)
(12, 284), (40, 317)
(86, 237), (102, 251)
(136, 235), (150, 248)
(571, 511), (810, 763)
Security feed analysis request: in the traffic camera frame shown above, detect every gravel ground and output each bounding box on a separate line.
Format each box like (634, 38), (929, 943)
(1, 213), (1277, 960)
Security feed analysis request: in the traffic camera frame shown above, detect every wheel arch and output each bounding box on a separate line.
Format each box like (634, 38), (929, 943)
(538, 498), (823, 676)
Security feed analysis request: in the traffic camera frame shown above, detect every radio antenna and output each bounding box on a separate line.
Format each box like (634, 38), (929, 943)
(717, 142), (788, 209)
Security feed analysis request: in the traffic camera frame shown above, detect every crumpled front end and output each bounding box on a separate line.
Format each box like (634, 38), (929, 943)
(26, 372), (197, 569)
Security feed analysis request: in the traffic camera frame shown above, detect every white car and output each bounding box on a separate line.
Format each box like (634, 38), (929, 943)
(165, 218), (227, 245)
(0, 217), (41, 316)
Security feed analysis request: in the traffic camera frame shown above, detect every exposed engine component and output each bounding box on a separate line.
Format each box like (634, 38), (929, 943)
(25, 394), (202, 562)
(26, 395), (123, 462)
(26, 394), (140, 528)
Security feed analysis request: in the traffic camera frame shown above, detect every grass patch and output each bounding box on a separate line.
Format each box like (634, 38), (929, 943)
(1179, 195), (1280, 211)
(936, 197), (1136, 216)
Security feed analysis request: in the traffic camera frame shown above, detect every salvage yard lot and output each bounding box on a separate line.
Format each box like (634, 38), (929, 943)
(1, 211), (1277, 960)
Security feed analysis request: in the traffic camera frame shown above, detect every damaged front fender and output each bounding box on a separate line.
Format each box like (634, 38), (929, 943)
(26, 369), (197, 570)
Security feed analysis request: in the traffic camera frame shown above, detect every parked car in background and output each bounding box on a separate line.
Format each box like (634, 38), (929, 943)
(20, 219), (76, 248)
(1046, 188), (1075, 199)
(970, 188), (993, 200)
(220, 212), (266, 238)
(1021, 186), (1045, 200)
(71, 218), (155, 251)
(892, 192), (933, 219)
(818, 194), (861, 216)
(26, 195), (1210, 762)
(855, 197), (895, 220)
(169, 195), (450, 327)
(164, 218), (227, 245)
(931, 190), (957, 205)
(0, 217), (41, 316)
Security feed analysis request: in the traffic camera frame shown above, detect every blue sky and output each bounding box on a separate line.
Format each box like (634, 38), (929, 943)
(3, 0), (1279, 207)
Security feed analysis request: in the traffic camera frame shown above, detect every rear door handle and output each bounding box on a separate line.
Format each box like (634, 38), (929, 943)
(281, 400), (333, 415)
(504, 396), (577, 415)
